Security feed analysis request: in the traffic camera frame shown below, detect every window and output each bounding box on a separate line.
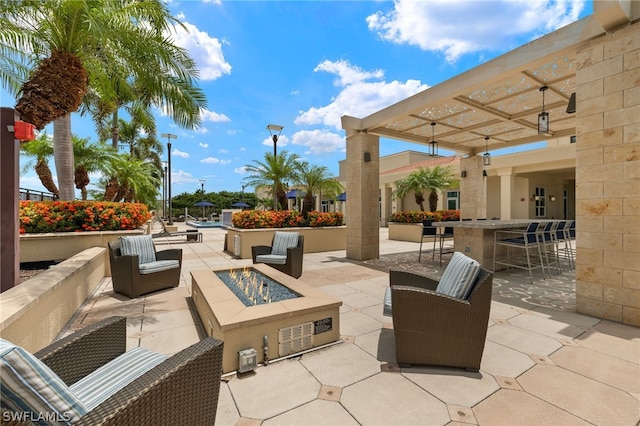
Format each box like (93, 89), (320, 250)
(534, 187), (546, 217)
(446, 191), (459, 210)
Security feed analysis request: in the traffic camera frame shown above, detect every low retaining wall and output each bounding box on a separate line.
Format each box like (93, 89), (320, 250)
(388, 222), (423, 243)
(0, 247), (106, 353)
(20, 229), (145, 276)
(225, 226), (346, 259)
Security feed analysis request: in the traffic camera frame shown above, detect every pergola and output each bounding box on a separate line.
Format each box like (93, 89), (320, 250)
(341, 1), (639, 326)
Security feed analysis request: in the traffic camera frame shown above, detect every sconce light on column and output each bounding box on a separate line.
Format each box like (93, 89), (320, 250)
(549, 195), (556, 202)
(461, 170), (467, 178)
(364, 152), (371, 162)
(483, 170), (487, 177)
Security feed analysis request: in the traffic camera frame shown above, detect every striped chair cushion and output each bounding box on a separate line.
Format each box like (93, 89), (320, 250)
(271, 232), (299, 256)
(256, 254), (288, 265)
(70, 347), (167, 411)
(436, 252), (481, 300)
(119, 235), (156, 264)
(383, 287), (392, 316)
(0, 339), (88, 424)
(138, 260), (180, 275)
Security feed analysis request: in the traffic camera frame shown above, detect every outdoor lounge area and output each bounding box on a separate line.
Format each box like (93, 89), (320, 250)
(19, 224), (638, 425)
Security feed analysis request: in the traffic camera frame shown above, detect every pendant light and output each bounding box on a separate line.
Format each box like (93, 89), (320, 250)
(483, 136), (491, 166)
(429, 122), (438, 156)
(538, 86), (549, 134)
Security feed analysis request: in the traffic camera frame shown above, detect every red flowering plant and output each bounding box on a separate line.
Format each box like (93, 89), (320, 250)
(390, 210), (460, 223)
(231, 210), (344, 229)
(19, 201), (152, 234)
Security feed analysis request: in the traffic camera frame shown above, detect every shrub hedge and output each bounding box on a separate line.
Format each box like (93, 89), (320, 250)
(231, 210), (344, 229)
(390, 210), (460, 223)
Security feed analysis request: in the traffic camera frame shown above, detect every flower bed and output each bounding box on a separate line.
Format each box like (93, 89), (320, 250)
(232, 210), (343, 229)
(390, 209), (459, 223)
(19, 201), (151, 233)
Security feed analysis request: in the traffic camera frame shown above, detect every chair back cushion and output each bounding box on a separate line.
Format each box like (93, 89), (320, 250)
(0, 339), (88, 424)
(119, 235), (156, 264)
(271, 232), (300, 256)
(436, 252), (481, 299)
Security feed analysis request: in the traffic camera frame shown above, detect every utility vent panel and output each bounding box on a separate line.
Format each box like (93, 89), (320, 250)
(279, 322), (314, 356)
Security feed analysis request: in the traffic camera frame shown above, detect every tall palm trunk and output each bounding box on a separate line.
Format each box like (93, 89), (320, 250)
(74, 165), (90, 200)
(53, 115), (75, 200)
(35, 159), (59, 196)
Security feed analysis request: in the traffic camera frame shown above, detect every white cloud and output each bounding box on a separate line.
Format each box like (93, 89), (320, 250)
(218, 148), (229, 154)
(295, 59), (427, 129)
(200, 157), (231, 165)
(171, 169), (195, 185)
(261, 134), (290, 148)
(170, 21), (232, 80)
(199, 142), (208, 148)
(194, 127), (209, 134)
(201, 108), (231, 122)
(172, 148), (190, 158)
(291, 130), (345, 155)
(234, 166), (248, 174)
(290, 90), (300, 96)
(366, 0), (585, 63)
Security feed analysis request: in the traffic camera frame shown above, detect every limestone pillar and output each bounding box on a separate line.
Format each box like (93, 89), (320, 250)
(344, 129), (379, 260)
(459, 156), (487, 220)
(497, 168), (515, 220)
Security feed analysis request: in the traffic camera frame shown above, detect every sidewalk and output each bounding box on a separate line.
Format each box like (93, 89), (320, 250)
(64, 225), (640, 425)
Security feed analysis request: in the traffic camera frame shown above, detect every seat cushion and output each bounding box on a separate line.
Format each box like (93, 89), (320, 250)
(138, 260), (180, 275)
(271, 232), (299, 256)
(256, 254), (288, 265)
(0, 339), (88, 424)
(119, 235), (156, 264)
(70, 347), (167, 411)
(436, 252), (481, 299)
(383, 287), (392, 316)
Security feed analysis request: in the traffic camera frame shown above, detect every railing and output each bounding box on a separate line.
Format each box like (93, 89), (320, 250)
(19, 188), (57, 201)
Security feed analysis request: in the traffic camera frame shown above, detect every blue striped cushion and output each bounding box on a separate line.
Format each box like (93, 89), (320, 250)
(70, 347), (167, 411)
(383, 287), (392, 316)
(271, 232), (299, 256)
(256, 254), (288, 265)
(436, 252), (481, 300)
(0, 339), (87, 424)
(138, 260), (180, 275)
(119, 235), (156, 264)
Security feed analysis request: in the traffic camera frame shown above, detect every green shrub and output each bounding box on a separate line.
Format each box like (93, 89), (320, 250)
(390, 210), (460, 223)
(231, 210), (344, 229)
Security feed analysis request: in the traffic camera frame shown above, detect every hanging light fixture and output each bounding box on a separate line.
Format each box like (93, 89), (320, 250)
(483, 136), (491, 166)
(538, 86), (549, 134)
(429, 122), (438, 156)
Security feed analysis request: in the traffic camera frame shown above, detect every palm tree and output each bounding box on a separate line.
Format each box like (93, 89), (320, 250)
(393, 165), (458, 212)
(20, 132), (59, 197)
(1, 0), (206, 200)
(100, 153), (160, 205)
(72, 137), (115, 200)
(243, 150), (300, 210)
(294, 162), (343, 216)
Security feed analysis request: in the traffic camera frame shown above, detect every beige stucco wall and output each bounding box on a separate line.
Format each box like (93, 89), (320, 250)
(0, 247), (106, 352)
(574, 21), (640, 326)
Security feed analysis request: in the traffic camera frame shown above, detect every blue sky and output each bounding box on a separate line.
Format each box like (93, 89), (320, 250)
(7, 0), (592, 196)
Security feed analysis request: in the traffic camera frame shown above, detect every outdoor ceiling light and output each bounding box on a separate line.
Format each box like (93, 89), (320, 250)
(429, 122), (438, 156)
(538, 86), (549, 134)
(566, 92), (576, 114)
(483, 136), (491, 166)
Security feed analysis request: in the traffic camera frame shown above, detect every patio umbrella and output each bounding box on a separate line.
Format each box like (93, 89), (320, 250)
(337, 192), (346, 201)
(231, 202), (250, 208)
(193, 201), (215, 218)
(285, 189), (305, 199)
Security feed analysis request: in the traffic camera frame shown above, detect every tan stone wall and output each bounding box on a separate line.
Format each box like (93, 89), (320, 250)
(575, 22), (640, 326)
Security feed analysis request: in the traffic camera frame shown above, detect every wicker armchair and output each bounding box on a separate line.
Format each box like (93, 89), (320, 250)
(1, 316), (223, 425)
(108, 237), (182, 298)
(389, 266), (493, 371)
(251, 231), (304, 278)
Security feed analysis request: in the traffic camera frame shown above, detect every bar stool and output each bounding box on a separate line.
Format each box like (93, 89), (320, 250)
(493, 222), (547, 284)
(418, 220), (437, 262)
(433, 224), (455, 266)
(538, 221), (561, 276)
(554, 221), (574, 271)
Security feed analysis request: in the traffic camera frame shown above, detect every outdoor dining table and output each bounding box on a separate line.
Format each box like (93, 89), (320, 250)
(432, 219), (558, 269)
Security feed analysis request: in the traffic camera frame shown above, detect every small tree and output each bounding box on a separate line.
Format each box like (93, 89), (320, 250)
(392, 165), (458, 212)
(243, 150), (300, 211)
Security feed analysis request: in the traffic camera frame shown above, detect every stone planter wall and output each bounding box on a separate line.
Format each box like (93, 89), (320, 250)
(388, 222), (423, 243)
(225, 226), (346, 259)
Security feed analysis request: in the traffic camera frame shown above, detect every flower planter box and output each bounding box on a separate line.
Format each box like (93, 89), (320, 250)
(225, 226), (346, 259)
(388, 222), (424, 243)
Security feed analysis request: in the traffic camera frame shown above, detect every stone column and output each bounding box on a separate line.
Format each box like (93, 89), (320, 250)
(344, 129), (380, 260)
(574, 16), (639, 326)
(459, 156), (487, 220)
(380, 184), (393, 227)
(497, 167), (515, 220)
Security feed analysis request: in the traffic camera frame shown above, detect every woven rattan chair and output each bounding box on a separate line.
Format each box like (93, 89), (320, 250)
(1, 316), (223, 425)
(108, 237), (182, 298)
(251, 231), (304, 278)
(388, 266), (493, 372)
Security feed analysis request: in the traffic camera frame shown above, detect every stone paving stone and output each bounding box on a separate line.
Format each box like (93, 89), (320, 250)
(262, 400), (358, 425)
(339, 310), (382, 337)
(227, 360), (321, 420)
(479, 341), (536, 378)
(354, 328), (396, 364)
(340, 290), (385, 310)
(488, 301), (522, 321)
(447, 405), (478, 424)
(473, 389), (590, 425)
(300, 341), (382, 388)
(575, 329), (640, 363)
(402, 366), (499, 407)
(341, 372), (450, 426)
(517, 364), (640, 425)
(507, 311), (585, 340)
(486, 324), (563, 356)
(550, 345), (640, 394)
(216, 383), (240, 426)
(138, 323), (200, 356)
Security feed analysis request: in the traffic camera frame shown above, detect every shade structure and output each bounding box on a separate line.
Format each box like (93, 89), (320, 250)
(231, 202), (250, 208)
(193, 201), (215, 207)
(286, 189), (306, 199)
(337, 192), (346, 201)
